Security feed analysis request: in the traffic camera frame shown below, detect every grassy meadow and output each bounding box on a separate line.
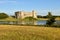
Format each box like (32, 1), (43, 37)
(0, 25), (60, 40)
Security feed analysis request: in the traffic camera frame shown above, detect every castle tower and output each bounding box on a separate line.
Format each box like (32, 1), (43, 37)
(15, 11), (19, 19)
(32, 10), (37, 18)
(19, 11), (24, 19)
(15, 11), (24, 19)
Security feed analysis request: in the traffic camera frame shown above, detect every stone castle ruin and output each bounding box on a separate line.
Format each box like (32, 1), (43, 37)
(15, 10), (37, 19)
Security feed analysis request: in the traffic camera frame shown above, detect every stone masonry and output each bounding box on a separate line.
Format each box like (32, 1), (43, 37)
(15, 10), (37, 19)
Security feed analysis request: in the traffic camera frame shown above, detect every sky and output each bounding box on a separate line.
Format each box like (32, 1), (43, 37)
(0, 0), (60, 16)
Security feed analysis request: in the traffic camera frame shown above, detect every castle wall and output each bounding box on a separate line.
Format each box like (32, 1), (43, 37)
(15, 10), (37, 19)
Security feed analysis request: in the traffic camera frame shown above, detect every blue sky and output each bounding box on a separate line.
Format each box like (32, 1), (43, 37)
(0, 0), (60, 16)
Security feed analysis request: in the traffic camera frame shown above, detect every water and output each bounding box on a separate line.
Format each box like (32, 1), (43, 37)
(37, 20), (46, 25)
(0, 20), (60, 25)
(37, 20), (60, 25)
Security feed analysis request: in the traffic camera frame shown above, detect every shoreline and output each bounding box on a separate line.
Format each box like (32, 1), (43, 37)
(38, 18), (60, 20)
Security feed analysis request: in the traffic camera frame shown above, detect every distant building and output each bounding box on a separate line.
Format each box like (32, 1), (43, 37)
(15, 10), (37, 19)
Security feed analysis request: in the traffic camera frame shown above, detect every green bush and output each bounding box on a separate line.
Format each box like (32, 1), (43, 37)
(46, 17), (55, 26)
(0, 13), (9, 19)
(47, 12), (52, 18)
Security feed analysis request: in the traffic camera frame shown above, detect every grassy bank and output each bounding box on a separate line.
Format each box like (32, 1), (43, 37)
(0, 16), (60, 21)
(37, 17), (60, 20)
(0, 25), (60, 40)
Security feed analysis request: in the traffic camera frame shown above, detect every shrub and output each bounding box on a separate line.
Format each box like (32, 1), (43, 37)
(46, 17), (55, 26)
(0, 13), (9, 19)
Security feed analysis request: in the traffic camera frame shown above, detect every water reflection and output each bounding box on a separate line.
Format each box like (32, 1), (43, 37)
(0, 20), (60, 25)
(37, 20), (46, 25)
(19, 20), (37, 25)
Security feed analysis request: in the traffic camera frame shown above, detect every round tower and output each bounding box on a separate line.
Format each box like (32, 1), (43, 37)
(19, 11), (24, 19)
(15, 11), (19, 19)
(32, 10), (37, 18)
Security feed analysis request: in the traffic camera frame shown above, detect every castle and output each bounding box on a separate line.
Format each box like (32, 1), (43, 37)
(15, 10), (37, 19)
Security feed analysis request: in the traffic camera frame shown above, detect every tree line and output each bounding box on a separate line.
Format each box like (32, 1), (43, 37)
(37, 12), (60, 18)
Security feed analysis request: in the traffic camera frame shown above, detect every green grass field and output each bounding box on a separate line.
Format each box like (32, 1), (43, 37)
(0, 25), (60, 40)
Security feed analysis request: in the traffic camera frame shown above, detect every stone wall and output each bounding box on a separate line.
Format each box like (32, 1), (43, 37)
(15, 10), (37, 19)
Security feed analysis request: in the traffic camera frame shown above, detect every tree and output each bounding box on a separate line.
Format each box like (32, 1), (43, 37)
(47, 12), (52, 18)
(11, 15), (15, 18)
(37, 15), (42, 18)
(46, 16), (55, 26)
(0, 13), (9, 19)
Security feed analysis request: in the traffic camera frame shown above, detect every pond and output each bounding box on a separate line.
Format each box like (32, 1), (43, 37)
(37, 20), (46, 25)
(0, 20), (60, 25)
(37, 20), (60, 25)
